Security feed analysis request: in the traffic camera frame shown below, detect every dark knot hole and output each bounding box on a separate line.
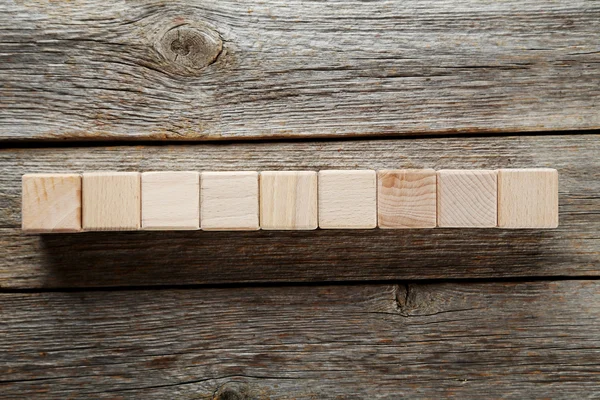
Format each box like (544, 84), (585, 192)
(170, 37), (192, 57)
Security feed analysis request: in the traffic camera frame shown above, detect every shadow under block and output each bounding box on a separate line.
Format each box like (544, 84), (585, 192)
(201, 172), (259, 231)
(82, 172), (141, 231)
(21, 174), (82, 233)
(318, 170), (377, 229)
(260, 171), (318, 230)
(141, 172), (199, 230)
(498, 168), (559, 228)
(378, 169), (437, 229)
(437, 170), (497, 228)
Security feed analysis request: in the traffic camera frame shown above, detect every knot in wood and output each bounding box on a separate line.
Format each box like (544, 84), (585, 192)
(157, 24), (222, 75)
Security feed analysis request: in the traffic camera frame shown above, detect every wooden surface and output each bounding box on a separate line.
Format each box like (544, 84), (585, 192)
(21, 174), (82, 233)
(142, 171), (200, 230)
(318, 170), (377, 229)
(1, 135), (599, 289)
(2, 281), (599, 399)
(201, 172), (259, 231)
(82, 172), (141, 231)
(2, 2), (599, 396)
(1, 0), (599, 141)
(259, 171), (318, 230)
(437, 170), (498, 227)
(378, 169), (437, 229)
(498, 168), (559, 229)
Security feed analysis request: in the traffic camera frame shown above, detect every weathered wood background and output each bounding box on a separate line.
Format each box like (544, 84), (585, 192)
(1, 0), (599, 399)
(1, 0), (599, 140)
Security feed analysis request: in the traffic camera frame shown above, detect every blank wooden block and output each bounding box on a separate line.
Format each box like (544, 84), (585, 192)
(82, 172), (141, 231)
(260, 171), (317, 230)
(142, 172), (199, 230)
(437, 170), (497, 228)
(498, 168), (558, 229)
(378, 169), (437, 229)
(22, 174), (82, 233)
(201, 171), (259, 231)
(318, 170), (376, 229)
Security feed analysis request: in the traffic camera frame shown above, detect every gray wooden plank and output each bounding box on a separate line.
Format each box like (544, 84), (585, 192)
(1, 281), (599, 398)
(0, 0), (598, 141)
(0, 135), (598, 288)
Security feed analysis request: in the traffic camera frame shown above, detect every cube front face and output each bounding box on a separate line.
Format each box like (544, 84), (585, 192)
(82, 172), (141, 231)
(260, 171), (318, 230)
(378, 169), (437, 229)
(201, 172), (259, 231)
(437, 170), (497, 228)
(498, 169), (558, 229)
(22, 174), (82, 233)
(318, 170), (377, 229)
(142, 172), (199, 230)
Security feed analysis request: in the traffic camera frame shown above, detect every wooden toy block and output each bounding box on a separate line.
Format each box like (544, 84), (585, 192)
(22, 174), (82, 233)
(260, 171), (317, 230)
(318, 170), (377, 229)
(437, 170), (497, 228)
(498, 168), (558, 228)
(201, 171), (259, 231)
(82, 172), (141, 231)
(378, 169), (437, 229)
(142, 172), (199, 230)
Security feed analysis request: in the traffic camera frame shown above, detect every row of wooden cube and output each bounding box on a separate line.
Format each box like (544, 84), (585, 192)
(22, 169), (558, 233)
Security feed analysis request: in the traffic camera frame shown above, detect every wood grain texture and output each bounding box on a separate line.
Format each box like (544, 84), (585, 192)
(1, 281), (599, 398)
(260, 171), (318, 230)
(82, 172), (141, 231)
(437, 170), (498, 228)
(318, 170), (377, 229)
(142, 172), (199, 230)
(1, 1), (599, 141)
(201, 172), (259, 231)
(498, 168), (559, 229)
(21, 174), (81, 233)
(378, 169), (437, 229)
(1, 135), (599, 288)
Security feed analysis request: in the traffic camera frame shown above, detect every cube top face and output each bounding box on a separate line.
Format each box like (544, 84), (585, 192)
(260, 171), (318, 230)
(437, 169), (497, 228)
(22, 174), (82, 233)
(82, 172), (141, 231)
(378, 169), (437, 229)
(142, 171), (199, 230)
(318, 170), (376, 229)
(498, 168), (558, 229)
(201, 171), (259, 231)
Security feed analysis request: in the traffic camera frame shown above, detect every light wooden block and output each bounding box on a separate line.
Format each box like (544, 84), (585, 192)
(201, 171), (259, 231)
(142, 171), (199, 230)
(22, 174), (82, 233)
(498, 168), (558, 229)
(437, 169), (497, 228)
(318, 170), (376, 229)
(82, 172), (141, 231)
(378, 169), (437, 229)
(260, 171), (317, 230)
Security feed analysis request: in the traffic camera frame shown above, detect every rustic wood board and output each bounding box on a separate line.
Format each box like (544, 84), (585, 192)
(1, 281), (599, 398)
(1, 0), (599, 141)
(1, 135), (598, 289)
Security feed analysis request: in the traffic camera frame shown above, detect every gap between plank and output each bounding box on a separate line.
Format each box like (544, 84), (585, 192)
(1, 275), (598, 294)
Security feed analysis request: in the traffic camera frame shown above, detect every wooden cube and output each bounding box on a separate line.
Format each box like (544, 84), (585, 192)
(201, 171), (259, 231)
(318, 170), (376, 229)
(22, 173), (82, 233)
(378, 169), (437, 229)
(260, 171), (317, 230)
(82, 172), (141, 231)
(437, 170), (497, 228)
(142, 172), (199, 230)
(498, 168), (558, 228)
